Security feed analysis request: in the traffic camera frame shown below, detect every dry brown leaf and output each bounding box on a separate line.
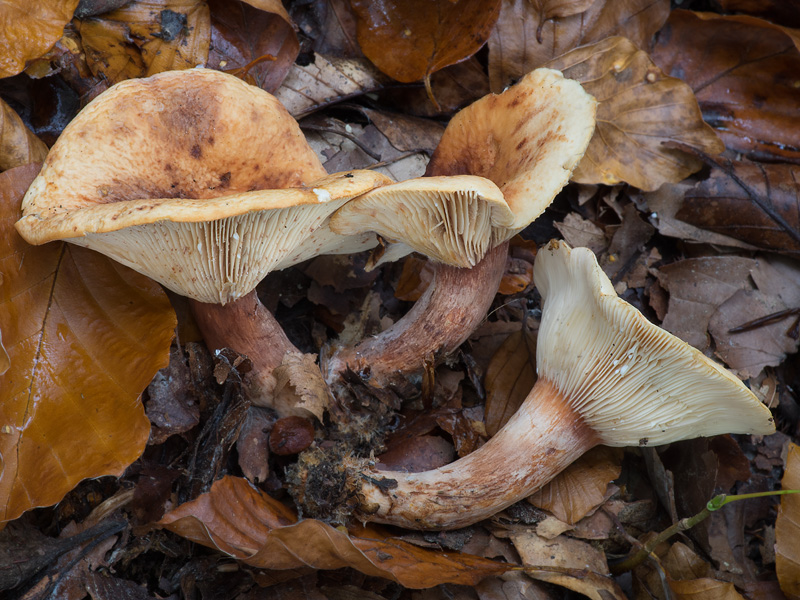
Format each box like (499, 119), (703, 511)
(394, 256), (434, 302)
(656, 257), (756, 351)
(669, 578), (747, 600)
(488, 0), (669, 92)
(714, 0), (800, 27)
(78, 0), (211, 84)
(509, 530), (626, 600)
(484, 327), (536, 437)
(207, 0), (298, 93)
(0, 164), (176, 524)
(678, 159), (800, 255)
(276, 55), (389, 118)
(350, 0), (501, 86)
(664, 542), (713, 581)
(497, 236), (537, 295)
(527, 447), (621, 525)
(652, 10), (800, 164)
(0, 98), (49, 172)
(0, 0), (80, 78)
(777, 443), (800, 599)
(546, 37), (723, 191)
(554, 213), (607, 255)
(158, 475), (512, 587)
(272, 352), (331, 421)
(290, 0), (361, 58)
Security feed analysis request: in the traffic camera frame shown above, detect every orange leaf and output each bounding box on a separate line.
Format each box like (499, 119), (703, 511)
(0, 98), (49, 171)
(0, 164), (176, 524)
(776, 442), (800, 599)
(158, 475), (511, 587)
(0, 0), (80, 78)
(350, 0), (501, 84)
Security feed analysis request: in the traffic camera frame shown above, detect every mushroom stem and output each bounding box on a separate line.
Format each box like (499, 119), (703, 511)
(355, 378), (598, 530)
(190, 290), (297, 402)
(323, 241), (509, 387)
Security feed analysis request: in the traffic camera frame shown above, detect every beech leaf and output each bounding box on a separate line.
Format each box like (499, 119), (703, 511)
(350, 0), (501, 84)
(488, 0), (669, 92)
(547, 37), (724, 191)
(157, 475), (511, 587)
(0, 0), (80, 78)
(0, 164), (176, 524)
(777, 443), (800, 599)
(207, 0), (298, 93)
(78, 0), (211, 84)
(652, 10), (800, 164)
(0, 98), (49, 171)
(484, 327), (536, 437)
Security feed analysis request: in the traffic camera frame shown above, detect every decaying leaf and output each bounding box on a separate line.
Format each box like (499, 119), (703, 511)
(350, 0), (501, 89)
(0, 0), (80, 78)
(207, 0), (298, 93)
(78, 0), (211, 84)
(656, 256), (756, 350)
(547, 37), (724, 191)
(158, 475), (511, 587)
(488, 0), (669, 92)
(484, 326), (536, 437)
(669, 579), (747, 600)
(290, 0), (361, 58)
(0, 98), (49, 171)
(554, 213), (607, 255)
(275, 54), (389, 118)
(510, 529), (626, 600)
(678, 159), (800, 255)
(652, 10), (800, 164)
(271, 352), (331, 421)
(777, 443), (800, 599)
(527, 447), (622, 525)
(0, 164), (177, 524)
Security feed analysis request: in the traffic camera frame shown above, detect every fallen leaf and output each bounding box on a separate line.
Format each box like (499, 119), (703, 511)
(0, 97), (49, 171)
(527, 447), (622, 525)
(546, 37), (724, 191)
(678, 159), (800, 255)
(145, 345), (201, 444)
(669, 578), (747, 600)
(484, 326), (536, 437)
(0, 164), (177, 524)
(271, 352), (331, 421)
(509, 529), (626, 600)
(497, 236), (537, 295)
(290, 0), (361, 58)
(376, 435), (455, 473)
(350, 0), (501, 88)
(0, 328), (8, 375)
(656, 256), (756, 350)
(554, 213), (607, 255)
(394, 255), (434, 302)
(78, 0), (211, 84)
(776, 443), (800, 599)
(488, 0), (670, 92)
(275, 54), (389, 118)
(652, 10), (800, 164)
(0, 0), (80, 78)
(664, 541), (714, 580)
(358, 108), (444, 157)
(713, 0), (800, 27)
(158, 475), (512, 587)
(207, 0), (298, 93)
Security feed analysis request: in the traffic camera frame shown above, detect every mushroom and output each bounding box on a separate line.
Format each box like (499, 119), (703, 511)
(14, 68), (390, 414)
(297, 241), (775, 530)
(321, 69), (597, 386)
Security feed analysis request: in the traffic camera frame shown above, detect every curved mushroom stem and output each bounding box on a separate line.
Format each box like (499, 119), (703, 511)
(352, 379), (599, 530)
(323, 241), (509, 387)
(190, 291), (299, 410)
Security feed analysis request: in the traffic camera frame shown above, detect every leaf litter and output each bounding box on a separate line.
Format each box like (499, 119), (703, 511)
(1, 0), (800, 598)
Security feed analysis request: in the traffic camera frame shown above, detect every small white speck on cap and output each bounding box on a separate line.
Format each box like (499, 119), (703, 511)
(313, 188), (331, 203)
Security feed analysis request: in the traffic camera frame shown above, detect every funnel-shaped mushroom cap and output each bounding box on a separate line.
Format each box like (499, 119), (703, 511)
(329, 175), (512, 267)
(534, 241), (775, 446)
(14, 69), (390, 303)
(426, 69), (596, 241)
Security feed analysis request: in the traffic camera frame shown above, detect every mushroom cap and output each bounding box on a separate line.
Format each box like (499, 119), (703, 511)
(328, 175), (512, 267)
(534, 240), (775, 446)
(425, 69), (596, 241)
(14, 68), (391, 303)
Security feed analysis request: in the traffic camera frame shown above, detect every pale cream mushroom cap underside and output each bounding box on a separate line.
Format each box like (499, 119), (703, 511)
(329, 175), (512, 268)
(534, 240), (775, 446)
(14, 68), (391, 304)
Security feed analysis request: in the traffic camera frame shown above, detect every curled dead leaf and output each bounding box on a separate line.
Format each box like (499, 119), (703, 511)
(271, 352), (331, 421)
(0, 164), (176, 524)
(0, 0), (80, 78)
(777, 443), (800, 599)
(488, 0), (669, 92)
(547, 37), (724, 191)
(0, 98), (49, 171)
(157, 475), (512, 587)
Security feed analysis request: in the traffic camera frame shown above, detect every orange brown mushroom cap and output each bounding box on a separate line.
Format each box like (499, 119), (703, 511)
(309, 241), (775, 530)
